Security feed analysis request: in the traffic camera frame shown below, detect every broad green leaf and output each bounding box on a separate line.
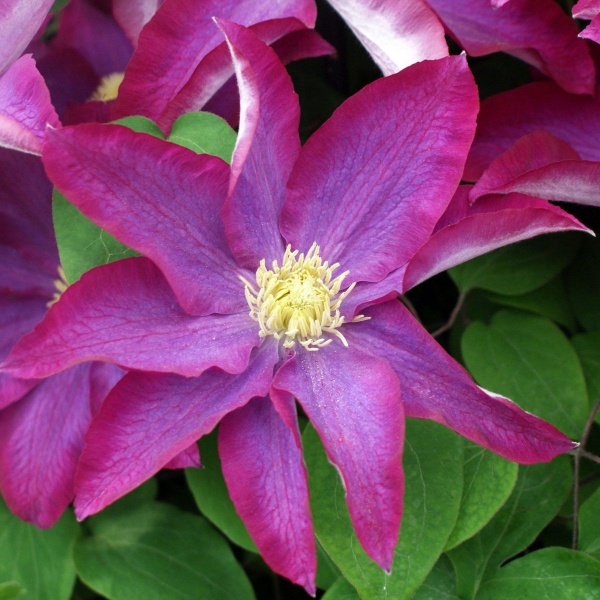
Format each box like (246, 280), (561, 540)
(447, 457), (572, 599)
(0, 582), (23, 600)
(52, 189), (140, 284)
(111, 116), (165, 139)
(316, 542), (342, 591)
(74, 502), (255, 600)
(0, 499), (79, 600)
(567, 236), (600, 331)
(444, 445), (517, 551)
(50, 0), (70, 12)
(485, 275), (577, 332)
(169, 112), (237, 163)
(410, 555), (459, 600)
(322, 578), (361, 600)
(304, 420), (463, 600)
(579, 484), (600, 559)
(477, 548), (600, 599)
(462, 309), (588, 438)
(449, 233), (580, 295)
(572, 331), (600, 424)
(185, 432), (257, 553)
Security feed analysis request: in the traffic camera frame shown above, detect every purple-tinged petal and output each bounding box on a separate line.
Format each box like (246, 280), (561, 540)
(164, 444), (201, 470)
(426, 0), (595, 95)
(0, 246), (55, 296)
(281, 55), (478, 284)
(74, 340), (279, 518)
(112, 0), (163, 46)
(0, 375), (37, 411)
(219, 19), (298, 268)
(42, 123), (246, 316)
(0, 55), (60, 155)
(325, 0), (448, 74)
(111, 0), (316, 122)
(465, 81), (600, 180)
(3, 258), (260, 379)
(220, 397), (316, 594)
(0, 0), (54, 74)
(272, 345), (404, 571)
(469, 132), (600, 206)
(580, 15), (600, 43)
(88, 362), (125, 416)
(0, 364), (93, 527)
(53, 0), (133, 78)
(346, 301), (575, 463)
(402, 186), (591, 291)
(573, 0), (600, 19)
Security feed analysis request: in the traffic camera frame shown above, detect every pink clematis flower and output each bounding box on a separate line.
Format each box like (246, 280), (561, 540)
(0, 0), (60, 154)
(2, 22), (586, 592)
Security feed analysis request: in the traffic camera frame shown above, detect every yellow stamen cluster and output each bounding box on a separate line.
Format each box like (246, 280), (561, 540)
(47, 266), (69, 308)
(89, 72), (125, 102)
(241, 242), (368, 351)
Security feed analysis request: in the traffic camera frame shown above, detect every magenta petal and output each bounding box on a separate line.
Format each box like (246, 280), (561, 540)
(74, 341), (279, 518)
(325, 0), (448, 74)
(426, 0), (595, 95)
(402, 186), (591, 291)
(0, 0), (54, 74)
(3, 258), (259, 379)
(42, 123), (246, 316)
(281, 55), (478, 283)
(573, 0), (600, 19)
(112, 0), (162, 45)
(219, 20), (298, 267)
(272, 345), (404, 570)
(0, 55), (60, 155)
(0, 365), (94, 527)
(220, 397), (316, 594)
(164, 444), (201, 470)
(346, 301), (575, 463)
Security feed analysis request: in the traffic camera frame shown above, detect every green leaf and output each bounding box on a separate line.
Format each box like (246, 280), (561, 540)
(0, 582), (24, 600)
(444, 445), (517, 551)
(316, 541), (342, 591)
(477, 548), (600, 599)
(409, 555), (459, 600)
(447, 457), (572, 599)
(485, 275), (578, 332)
(50, 0), (70, 12)
(322, 578), (361, 600)
(572, 331), (600, 424)
(111, 116), (165, 139)
(579, 484), (600, 559)
(304, 420), (463, 600)
(567, 236), (600, 331)
(74, 501), (255, 600)
(169, 112), (237, 163)
(461, 309), (588, 439)
(185, 432), (257, 553)
(449, 233), (580, 295)
(0, 499), (79, 600)
(52, 189), (140, 284)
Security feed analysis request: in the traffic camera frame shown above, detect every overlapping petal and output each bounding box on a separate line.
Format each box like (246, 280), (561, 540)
(220, 397), (316, 594)
(74, 341), (279, 518)
(42, 124), (246, 316)
(346, 302), (575, 463)
(325, 0), (448, 74)
(112, 0), (163, 46)
(3, 258), (259, 379)
(272, 345), (404, 571)
(281, 55), (478, 284)
(573, 0), (600, 44)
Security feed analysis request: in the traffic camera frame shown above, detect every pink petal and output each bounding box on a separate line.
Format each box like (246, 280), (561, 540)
(272, 345), (404, 571)
(0, 364), (95, 527)
(74, 340), (279, 518)
(42, 123), (246, 316)
(0, 246), (55, 296)
(220, 397), (316, 594)
(402, 186), (591, 291)
(580, 15), (600, 43)
(281, 55), (478, 284)
(346, 301), (576, 463)
(219, 20), (298, 268)
(3, 258), (259, 379)
(426, 0), (595, 95)
(0, 55), (60, 155)
(465, 81), (600, 180)
(112, 0), (163, 46)
(111, 0), (316, 122)
(0, 0), (54, 74)
(573, 0), (600, 19)
(164, 444), (201, 470)
(325, 0), (448, 74)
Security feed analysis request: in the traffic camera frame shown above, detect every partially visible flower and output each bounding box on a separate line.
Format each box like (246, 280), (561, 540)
(573, 0), (600, 45)
(3, 23), (586, 592)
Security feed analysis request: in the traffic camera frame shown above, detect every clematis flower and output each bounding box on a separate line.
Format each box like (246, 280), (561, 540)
(0, 0), (60, 154)
(2, 22), (586, 592)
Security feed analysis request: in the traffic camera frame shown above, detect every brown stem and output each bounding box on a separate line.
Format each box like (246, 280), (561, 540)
(431, 292), (467, 338)
(400, 294), (421, 324)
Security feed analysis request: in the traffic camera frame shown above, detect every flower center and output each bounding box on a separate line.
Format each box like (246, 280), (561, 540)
(89, 72), (125, 102)
(241, 242), (367, 351)
(47, 266), (69, 308)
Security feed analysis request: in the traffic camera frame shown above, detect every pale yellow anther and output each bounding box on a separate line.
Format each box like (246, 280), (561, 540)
(47, 265), (69, 308)
(89, 72), (125, 102)
(240, 242), (368, 351)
